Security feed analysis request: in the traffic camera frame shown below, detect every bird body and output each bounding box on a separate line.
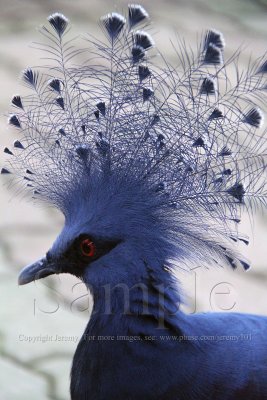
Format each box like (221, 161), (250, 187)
(2, 4), (267, 399)
(71, 298), (267, 399)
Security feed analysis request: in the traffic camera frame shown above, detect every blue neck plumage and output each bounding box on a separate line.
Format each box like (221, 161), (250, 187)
(85, 261), (182, 332)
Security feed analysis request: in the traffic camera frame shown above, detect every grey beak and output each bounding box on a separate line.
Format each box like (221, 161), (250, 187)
(18, 257), (57, 285)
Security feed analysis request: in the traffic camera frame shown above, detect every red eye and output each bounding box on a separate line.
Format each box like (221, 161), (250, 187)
(80, 238), (96, 257)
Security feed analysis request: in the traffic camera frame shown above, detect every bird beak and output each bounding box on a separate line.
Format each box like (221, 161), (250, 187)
(18, 257), (57, 285)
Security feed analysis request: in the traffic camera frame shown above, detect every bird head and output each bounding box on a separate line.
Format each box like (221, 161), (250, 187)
(18, 173), (175, 289)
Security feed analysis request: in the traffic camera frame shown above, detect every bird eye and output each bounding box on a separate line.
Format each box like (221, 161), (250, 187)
(80, 238), (96, 257)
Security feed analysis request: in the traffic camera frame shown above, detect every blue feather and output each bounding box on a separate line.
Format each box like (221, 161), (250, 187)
(244, 107), (263, 128)
(96, 102), (106, 116)
(257, 59), (267, 74)
(143, 87), (154, 101)
(128, 4), (149, 28)
(132, 45), (145, 63)
(1, 168), (11, 174)
(8, 114), (21, 128)
(200, 77), (216, 94)
(227, 182), (245, 203)
(101, 12), (126, 41)
(48, 78), (61, 93)
(14, 140), (24, 149)
(203, 44), (223, 65)
(22, 68), (38, 89)
(138, 65), (151, 81)
(133, 30), (154, 49)
(4, 147), (13, 156)
(56, 97), (64, 109)
(48, 13), (69, 37)
(204, 29), (225, 50)
(208, 108), (223, 120)
(11, 95), (23, 109)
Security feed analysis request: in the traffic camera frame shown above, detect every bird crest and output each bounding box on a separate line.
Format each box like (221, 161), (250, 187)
(2, 5), (267, 271)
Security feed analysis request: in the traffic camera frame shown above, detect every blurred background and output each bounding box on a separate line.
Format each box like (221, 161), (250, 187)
(0, 0), (267, 399)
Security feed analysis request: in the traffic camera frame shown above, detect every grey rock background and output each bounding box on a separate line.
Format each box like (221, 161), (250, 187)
(0, 0), (266, 399)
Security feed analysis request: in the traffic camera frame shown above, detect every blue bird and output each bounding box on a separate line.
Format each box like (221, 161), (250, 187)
(2, 5), (267, 399)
